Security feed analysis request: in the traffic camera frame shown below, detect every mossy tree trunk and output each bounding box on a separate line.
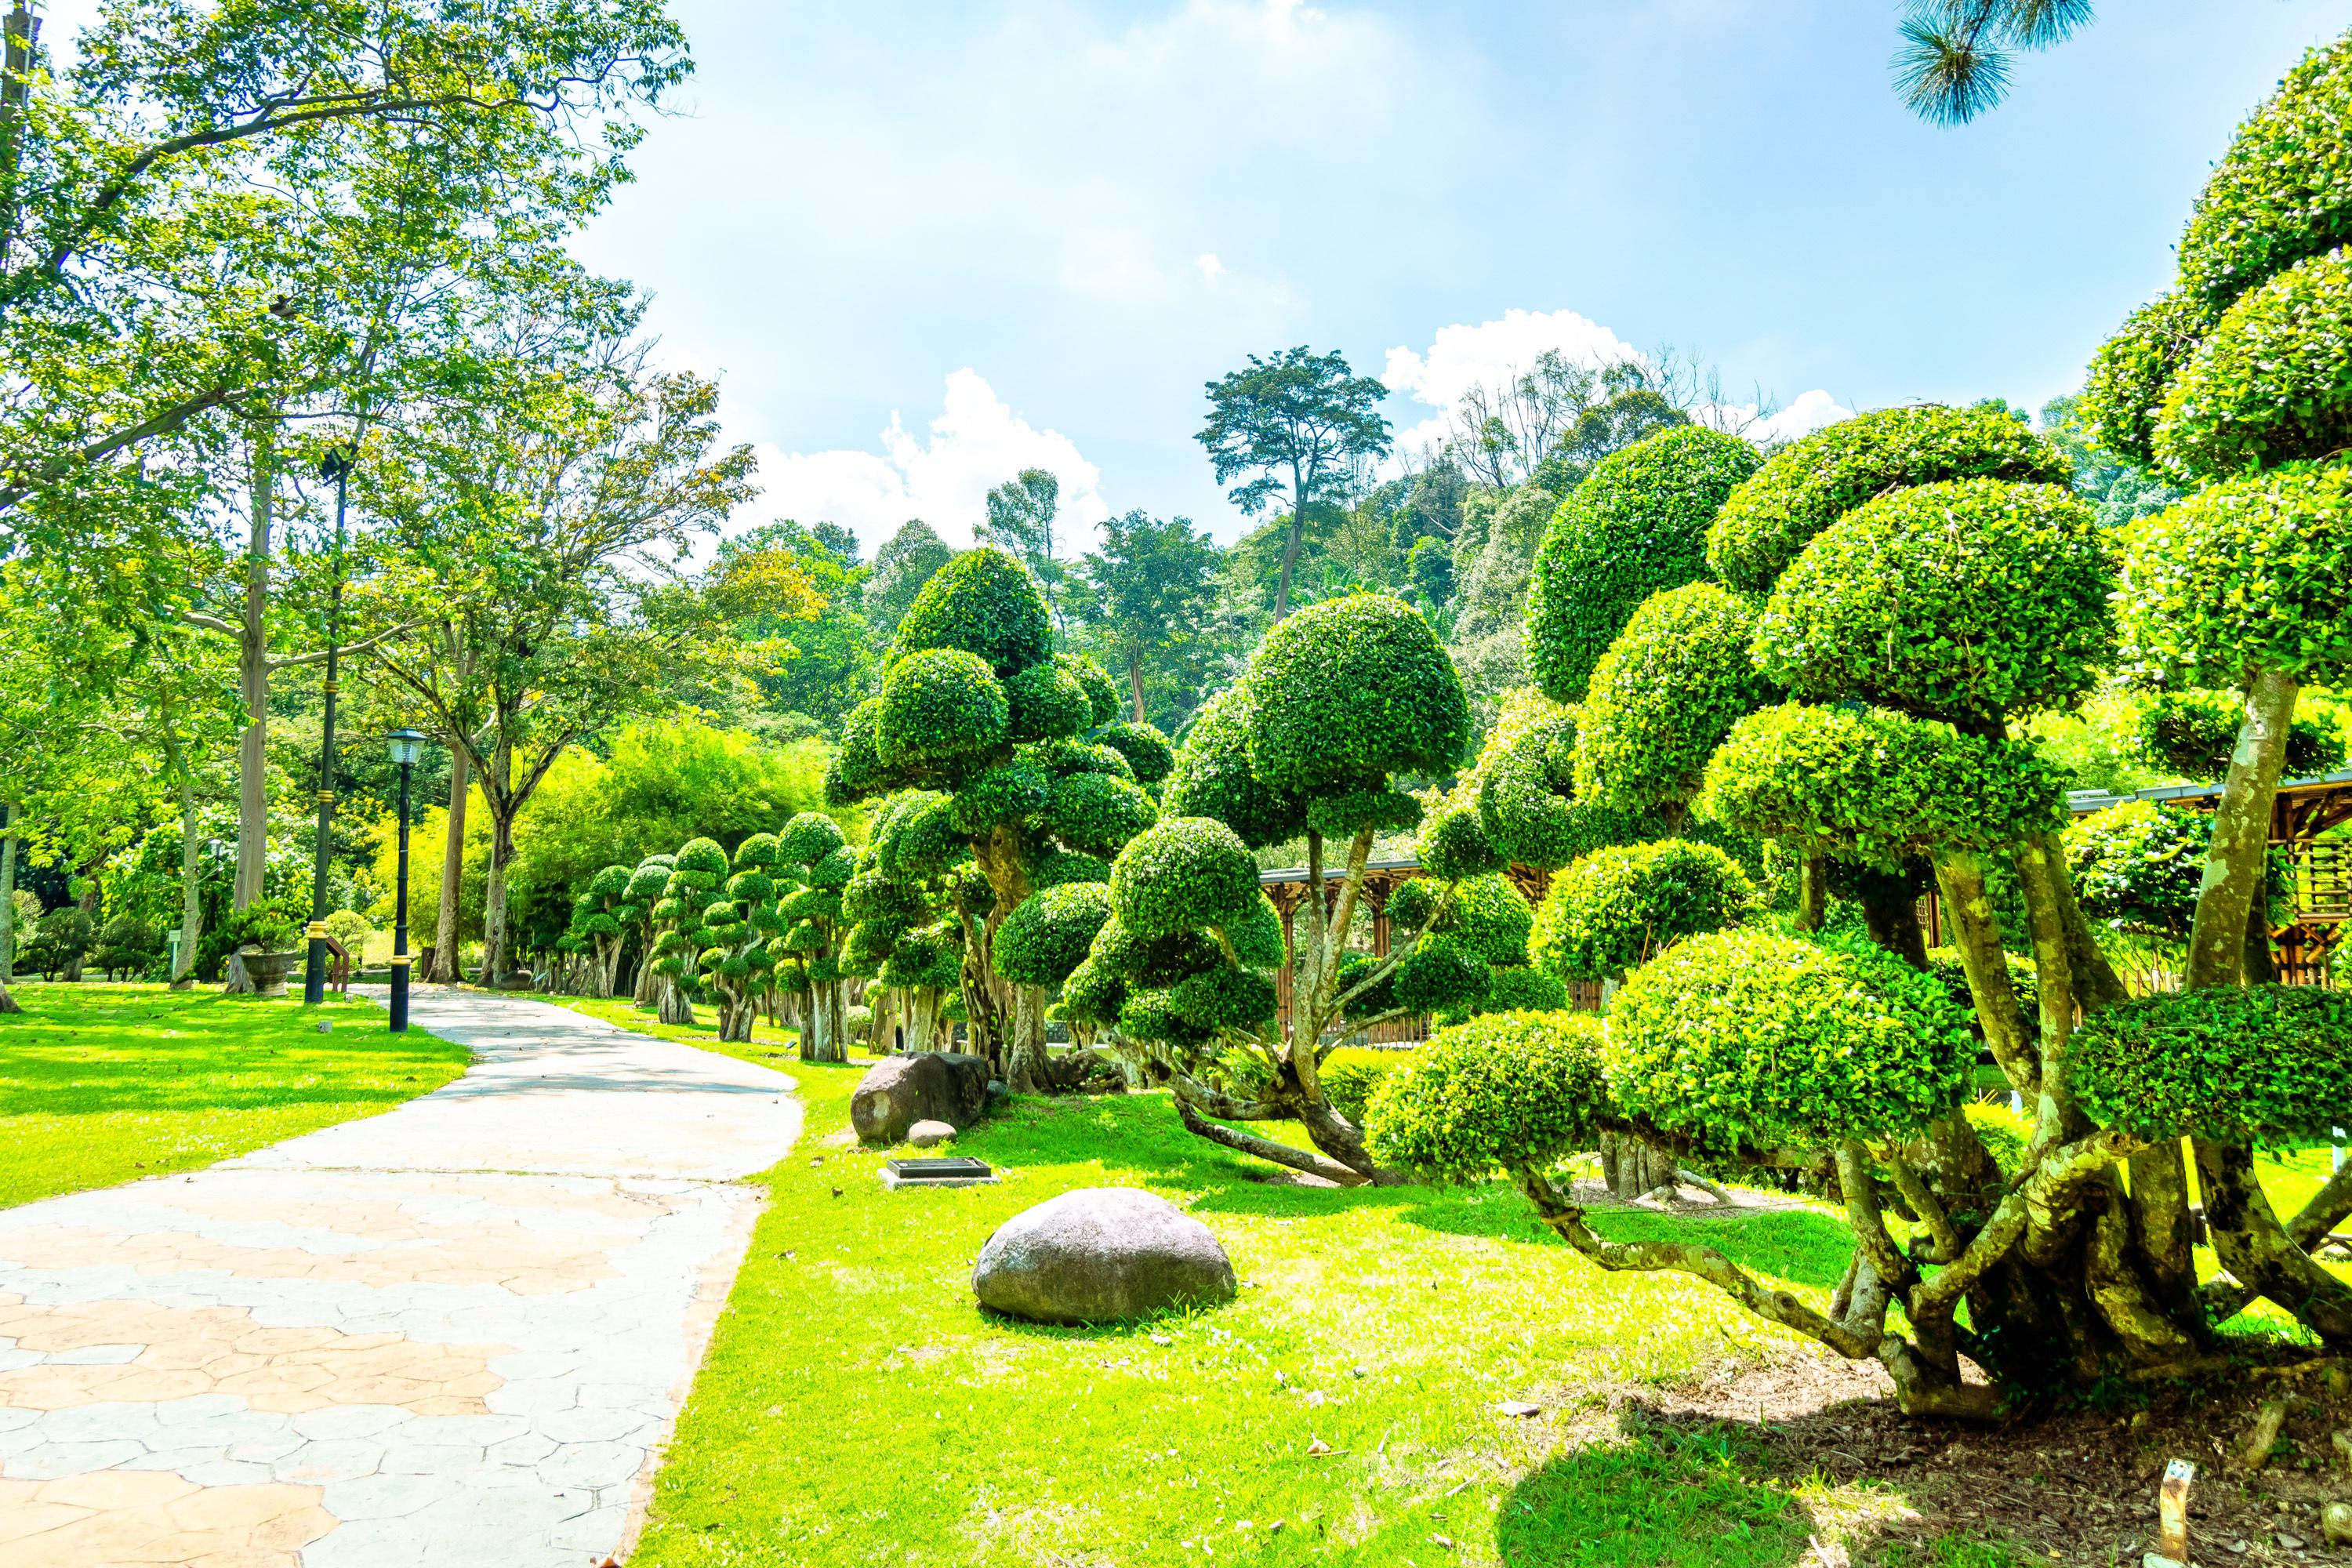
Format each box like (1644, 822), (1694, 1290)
(0, 800), (19, 1014)
(2184, 667), (2297, 990)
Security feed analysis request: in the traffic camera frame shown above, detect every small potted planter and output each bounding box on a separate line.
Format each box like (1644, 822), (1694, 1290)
(237, 945), (302, 996)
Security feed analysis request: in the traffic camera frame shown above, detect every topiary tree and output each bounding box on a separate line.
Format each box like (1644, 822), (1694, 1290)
(89, 914), (161, 981)
(691, 834), (782, 1044)
(622, 854), (673, 1007)
(2131, 690), (2347, 785)
(824, 547), (1156, 1091)
(840, 788), (978, 1054)
(768, 812), (855, 1061)
(2078, 32), (2352, 1000)
(648, 838), (726, 1026)
(565, 864), (633, 998)
(1067, 592), (1483, 1184)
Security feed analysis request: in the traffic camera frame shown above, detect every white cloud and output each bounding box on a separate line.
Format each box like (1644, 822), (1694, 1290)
(1196, 252), (1227, 281)
(753, 370), (1109, 557)
(1385, 307), (1849, 456)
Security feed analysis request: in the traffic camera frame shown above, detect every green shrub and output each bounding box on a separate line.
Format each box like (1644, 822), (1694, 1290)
(1091, 916), (1225, 988)
(1026, 848), (1112, 890)
(1394, 932), (1492, 1014)
(949, 761), (1051, 835)
(846, 1004), (874, 1042)
(1322, 1058), (1398, 1126)
(1058, 953), (1128, 1027)
(1481, 964), (1569, 1014)
(1385, 877), (1437, 933)
(1576, 583), (1773, 808)
(869, 790), (962, 877)
(1524, 425), (1762, 701)
(2176, 33), (2352, 312)
(2079, 292), (2207, 470)
(2157, 247), (2352, 475)
(1705, 405), (2070, 596)
(1004, 659), (1095, 743)
(1363, 1010), (1609, 1184)
(993, 882), (1115, 986)
(323, 909), (373, 952)
(2132, 690), (2347, 782)
(2063, 800), (2292, 942)
(2073, 984), (2352, 1140)
(1159, 684), (1307, 848)
(1306, 787), (1423, 840)
(1417, 788), (1504, 880)
(1091, 721), (1175, 786)
(1428, 872), (1536, 967)
(1226, 896), (1287, 970)
(1607, 929), (1974, 1149)
(1033, 736), (1135, 782)
(90, 914), (162, 978)
(1531, 838), (1758, 982)
(879, 647), (1011, 765)
(1109, 816), (1261, 935)
(827, 697), (891, 804)
(1699, 702), (2068, 862)
(1753, 478), (2111, 724)
(1245, 592), (1470, 793)
(673, 838), (729, 881)
(1119, 986), (1215, 1048)
(2115, 463), (2352, 691)
(1062, 652), (1123, 727)
(888, 547), (1053, 677)
(1168, 964), (1279, 1031)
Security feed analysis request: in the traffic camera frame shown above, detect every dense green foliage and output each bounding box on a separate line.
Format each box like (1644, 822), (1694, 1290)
(1575, 583), (1773, 808)
(2073, 985), (2352, 1141)
(2063, 802), (2212, 942)
(993, 882), (1115, 987)
(1363, 1011), (1609, 1184)
(1523, 425), (1761, 702)
(2157, 248), (2352, 475)
(877, 648), (1009, 766)
(1109, 817), (1262, 936)
(2175, 33), (2352, 313)
(1157, 685), (1306, 848)
(888, 548), (1054, 677)
(1752, 479), (2112, 723)
(1700, 702), (2068, 862)
(2115, 463), (2352, 690)
(2132, 690), (2348, 783)
(1607, 930), (1974, 1149)
(1245, 593), (1471, 793)
(2080, 293), (2208, 469)
(1531, 839), (1758, 982)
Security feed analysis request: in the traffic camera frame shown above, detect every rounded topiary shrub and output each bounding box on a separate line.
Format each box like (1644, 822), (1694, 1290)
(1226, 895), (1287, 970)
(1110, 816), (1261, 935)
(1417, 789), (1504, 881)
(879, 647), (1010, 765)
(889, 546), (1052, 676)
(1363, 1010), (1609, 1184)
(2079, 292), (2208, 470)
(1428, 871), (1536, 967)
(869, 789), (961, 877)
(2175, 32), (2352, 313)
(1752, 478), (2112, 724)
(1169, 964), (1279, 1031)
(1698, 702), (2068, 863)
(1705, 405), (2071, 597)
(1159, 684), (1306, 848)
(994, 881), (1116, 986)
(2115, 463), (2352, 691)
(951, 760), (1050, 836)
(826, 697), (891, 804)
(1524, 424), (1762, 702)
(1245, 592), (1471, 793)
(1061, 652), (1123, 726)
(2073, 984), (2352, 1141)
(1606, 929), (1975, 1149)
(1092, 720), (1176, 786)
(1306, 787), (1424, 840)
(777, 811), (848, 868)
(1004, 659), (1096, 743)
(1531, 838), (1757, 982)
(1039, 770), (1158, 856)
(673, 838), (729, 882)
(1575, 583), (1773, 809)
(2155, 247), (2352, 476)
(2133, 689), (2347, 782)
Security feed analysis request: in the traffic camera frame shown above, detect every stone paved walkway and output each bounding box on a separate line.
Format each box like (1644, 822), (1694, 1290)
(0, 988), (798, 1567)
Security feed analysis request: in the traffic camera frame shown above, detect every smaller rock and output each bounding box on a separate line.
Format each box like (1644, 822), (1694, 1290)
(2325, 1503), (2352, 1546)
(1306, 1437), (1331, 1456)
(2279, 1532), (2307, 1550)
(1495, 1399), (1541, 1418)
(907, 1120), (956, 1148)
(315, 1020), (333, 1033)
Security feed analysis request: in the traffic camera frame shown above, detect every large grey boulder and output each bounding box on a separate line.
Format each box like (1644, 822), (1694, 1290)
(971, 1188), (1237, 1324)
(852, 1052), (989, 1144)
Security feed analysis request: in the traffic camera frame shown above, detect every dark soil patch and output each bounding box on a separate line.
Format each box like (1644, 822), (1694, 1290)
(1560, 1346), (2352, 1565)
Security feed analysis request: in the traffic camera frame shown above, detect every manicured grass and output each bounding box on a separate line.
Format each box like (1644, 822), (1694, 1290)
(552, 993), (807, 1060)
(625, 1063), (1896, 1568)
(0, 981), (468, 1208)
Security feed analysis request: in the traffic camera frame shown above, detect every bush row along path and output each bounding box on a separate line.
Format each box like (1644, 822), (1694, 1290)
(0, 987), (799, 1568)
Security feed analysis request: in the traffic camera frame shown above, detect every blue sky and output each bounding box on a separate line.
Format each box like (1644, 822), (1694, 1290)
(569, 0), (2352, 556)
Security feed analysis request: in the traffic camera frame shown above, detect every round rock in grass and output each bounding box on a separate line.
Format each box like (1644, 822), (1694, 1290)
(851, 1051), (991, 1144)
(907, 1119), (956, 1149)
(971, 1187), (1238, 1325)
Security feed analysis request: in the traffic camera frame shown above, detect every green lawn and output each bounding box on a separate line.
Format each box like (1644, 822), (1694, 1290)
(0, 981), (468, 1207)
(626, 1060), (1892, 1568)
(554, 993), (807, 1058)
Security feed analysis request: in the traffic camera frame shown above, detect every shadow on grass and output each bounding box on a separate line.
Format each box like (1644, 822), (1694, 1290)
(1496, 1418), (1811, 1568)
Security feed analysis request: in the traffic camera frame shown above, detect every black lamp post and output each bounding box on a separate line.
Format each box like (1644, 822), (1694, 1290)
(385, 729), (428, 1032)
(303, 446), (354, 1007)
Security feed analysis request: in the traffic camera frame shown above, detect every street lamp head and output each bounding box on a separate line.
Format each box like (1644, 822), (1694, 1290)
(385, 728), (430, 768)
(203, 838), (227, 859)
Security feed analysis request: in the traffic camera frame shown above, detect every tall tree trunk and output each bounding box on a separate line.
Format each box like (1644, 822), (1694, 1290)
(234, 429), (274, 912)
(0, 800), (20, 1014)
(479, 735), (514, 985)
(1791, 851), (1828, 932)
(1127, 644), (1149, 724)
(1272, 460), (1308, 622)
(631, 919), (659, 1006)
(161, 715), (201, 989)
(64, 867), (96, 982)
(2185, 666), (2299, 990)
(428, 740), (470, 982)
(1007, 983), (1047, 1093)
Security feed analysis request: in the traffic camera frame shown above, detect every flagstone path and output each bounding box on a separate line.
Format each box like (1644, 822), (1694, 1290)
(0, 987), (799, 1567)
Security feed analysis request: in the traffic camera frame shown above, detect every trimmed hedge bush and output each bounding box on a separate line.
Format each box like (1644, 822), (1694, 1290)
(2131, 690), (2347, 783)
(2115, 463), (2352, 691)
(2079, 292), (2207, 470)
(1705, 405), (2070, 597)
(777, 811), (848, 868)
(878, 647), (1009, 765)
(1753, 479), (2112, 724)
(2176, 33), (2352, 313)
(1004, 659), (1095, 743)
(1577, 583), (1774, 808)
(889, 546), (1052, 676)
(1417, 786), (1504, 880)
(1698, 702), (2068, 862)
(1063, 652), (1124, 727)
(2073, 984), (2352, 1141)
(1524, 424), (1762, 702)
(1531, 838), (1757, 982)
(1038, 771), (1158, 856)
(950, 761), (1051, 836)
(1109, 816), (1261, 935)
(1428, 871), (1536, 967)
(1159, 684), (1307, 848)
(1363, 1010), (1610, 1184)
(993, 881), (1116, 987)
(1092, 720), (1176, 786)
(2156, 247), (2352, 475)
(1245, 592), (1471, 794)
(1607, 929), (1974, 1149)
(1169, 964), (1279, 1031)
